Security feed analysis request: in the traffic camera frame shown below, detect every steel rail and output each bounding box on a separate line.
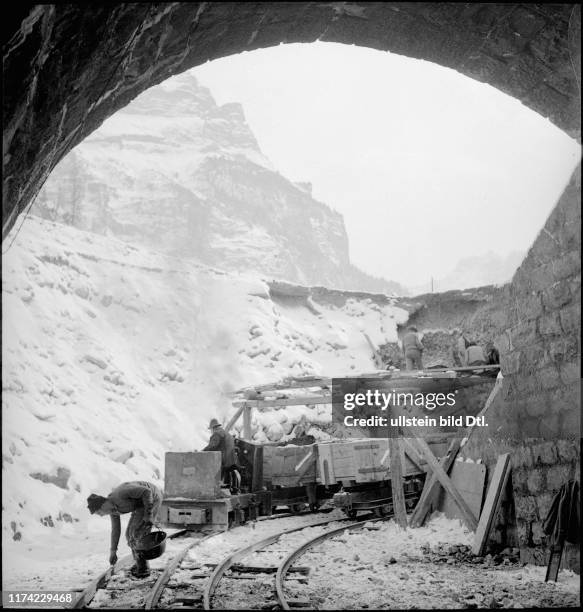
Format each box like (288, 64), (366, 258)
(202, 515), (355, 610)
(69, 529), (189, 609)
(275, 517), (389, 610)
(144, 532), (218, 609)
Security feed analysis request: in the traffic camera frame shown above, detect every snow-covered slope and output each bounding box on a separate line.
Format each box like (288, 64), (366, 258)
(2, 216), (408, 544)
(33, 71), (404, 295)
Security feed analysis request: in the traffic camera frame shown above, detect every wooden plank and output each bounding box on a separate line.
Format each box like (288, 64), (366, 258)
(409, 372), (502, 528)
(363, 331), (383, 368)
(224, 405), (244, 433)
(400, 438), (426, 473)
(233, 394), (332, 409)
(404, 430), (478, 531)
(242, 405), (252, 440)
(545, 542), (565, 582)
(461, 372), (503, 448)
(358, 466), (391, 474)
(409, 438), (461, 528)
(230, 367), (499, 397)
(472, 453), (511, 555)
(230, 377), (333, 395)
(440, 461), (487, 521)
(389, 439), (408, 528)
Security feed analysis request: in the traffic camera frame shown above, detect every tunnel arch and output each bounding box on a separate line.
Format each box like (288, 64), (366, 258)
(3, 2), (580, 240)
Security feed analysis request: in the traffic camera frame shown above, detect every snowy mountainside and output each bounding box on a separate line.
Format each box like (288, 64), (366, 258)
(2, 216), (408, 543)
(33, 71), (404, 295)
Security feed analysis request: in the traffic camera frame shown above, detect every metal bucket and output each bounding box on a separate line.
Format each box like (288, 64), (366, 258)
(135, 530), (167, 560)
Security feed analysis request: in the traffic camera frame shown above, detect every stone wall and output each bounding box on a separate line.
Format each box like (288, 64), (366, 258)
(461, 165), (581, 569)
(394, 168), (580, 568)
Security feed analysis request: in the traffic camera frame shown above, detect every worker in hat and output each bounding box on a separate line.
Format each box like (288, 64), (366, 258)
(202, 418), (241, 493)
(87, 481), (163, 578)
(402, 325), (424, 370)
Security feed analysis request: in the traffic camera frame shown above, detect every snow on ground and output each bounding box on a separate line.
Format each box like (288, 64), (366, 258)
(2, 216), (407, 588)
(284, 514), (579, 609)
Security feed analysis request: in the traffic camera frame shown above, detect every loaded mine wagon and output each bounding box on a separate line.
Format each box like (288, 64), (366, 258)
(159, 366), (499, 531)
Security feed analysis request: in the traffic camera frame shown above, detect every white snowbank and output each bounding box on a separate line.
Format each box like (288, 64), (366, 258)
(2, 216), (406, 552)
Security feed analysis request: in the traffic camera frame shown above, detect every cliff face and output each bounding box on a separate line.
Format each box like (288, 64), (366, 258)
(32, 72), (404, 295)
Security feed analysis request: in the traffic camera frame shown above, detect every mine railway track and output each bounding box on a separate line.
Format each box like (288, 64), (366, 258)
(275, 518), (386, 610)
(68, 510), (336, 610)
(69, 499), (413, 610)
(69, 529), (199, 609)
(202, 515), (355, 610)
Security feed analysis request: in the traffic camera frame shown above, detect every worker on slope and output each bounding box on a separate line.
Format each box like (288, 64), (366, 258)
(87, 481), (163, 578)
(402, 325), (424, 370)
(485, 341), (500, 365)
(203, 418), (241, 493)
(465, 341), (488, 367)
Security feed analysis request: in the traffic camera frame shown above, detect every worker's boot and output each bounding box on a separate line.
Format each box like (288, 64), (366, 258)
(130, 552), (150, 579)
(129, 550), (139, 573)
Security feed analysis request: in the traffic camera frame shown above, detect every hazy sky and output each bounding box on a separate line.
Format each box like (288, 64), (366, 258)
(194, 42), (580, 287)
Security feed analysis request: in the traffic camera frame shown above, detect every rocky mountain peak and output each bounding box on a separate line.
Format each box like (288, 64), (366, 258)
(33, 72), (405, 295)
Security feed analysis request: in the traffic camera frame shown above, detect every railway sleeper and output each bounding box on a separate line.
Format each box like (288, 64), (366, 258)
(199, 563), (310, 574)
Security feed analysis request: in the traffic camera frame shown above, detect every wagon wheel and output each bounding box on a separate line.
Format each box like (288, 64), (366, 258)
(289, 503), (307, 515)
(309, 502), (320, 513)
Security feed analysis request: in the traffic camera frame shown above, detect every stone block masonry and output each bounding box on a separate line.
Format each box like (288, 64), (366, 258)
(461, 165), (580, 570)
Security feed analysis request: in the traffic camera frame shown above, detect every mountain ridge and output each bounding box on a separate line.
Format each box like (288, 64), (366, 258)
(33, 72), (406, 296)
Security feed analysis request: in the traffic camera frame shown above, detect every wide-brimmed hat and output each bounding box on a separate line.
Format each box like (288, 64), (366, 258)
(208, 418), (221, 430)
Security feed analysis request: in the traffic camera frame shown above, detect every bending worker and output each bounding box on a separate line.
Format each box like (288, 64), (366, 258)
(87, 480), (162, 578)
(203, 418), (241, 493)
(402, 325), (424, 370)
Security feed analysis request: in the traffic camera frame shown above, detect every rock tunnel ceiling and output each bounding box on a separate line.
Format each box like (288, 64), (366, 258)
(3, 2), (581, 239)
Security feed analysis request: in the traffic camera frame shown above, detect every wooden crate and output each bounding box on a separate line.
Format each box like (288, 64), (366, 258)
(263, 444), (317, 488)
(317, 438), (428, 486)
(317, 439), (392, 485)
(164, 452), (222, 500)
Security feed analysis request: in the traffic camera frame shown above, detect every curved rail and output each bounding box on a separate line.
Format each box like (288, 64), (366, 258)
(144, 532), (217, 609)
(275, 517), (388, 610)
(202, 516), (353, 610)
(69, 529), (189, 609)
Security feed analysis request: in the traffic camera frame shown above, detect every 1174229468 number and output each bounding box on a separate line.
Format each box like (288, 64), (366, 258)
(3, 591), (74, 607)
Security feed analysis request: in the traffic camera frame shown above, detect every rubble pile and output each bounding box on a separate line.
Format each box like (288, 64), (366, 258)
(420, 542), (521, 568)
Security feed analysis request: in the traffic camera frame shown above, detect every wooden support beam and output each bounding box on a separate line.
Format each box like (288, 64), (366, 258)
(389, 438), (408, 528)
(233, 394), (332, 409)
(403, 428), (477, 531)
(409, 438), (461, 528)
(409, 372), (502, 528)
(230, 377), (332, 396)
(224, 405), (244, 433)
(400, 437), (426, 472)
(229, 366), (499, 398)
(242, 406), (252, 440)
(461, 372), (503, 448)
(472, 453), (511, 556)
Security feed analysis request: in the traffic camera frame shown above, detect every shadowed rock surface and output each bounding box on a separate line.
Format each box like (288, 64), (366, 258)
(3, 3), (580, 238)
